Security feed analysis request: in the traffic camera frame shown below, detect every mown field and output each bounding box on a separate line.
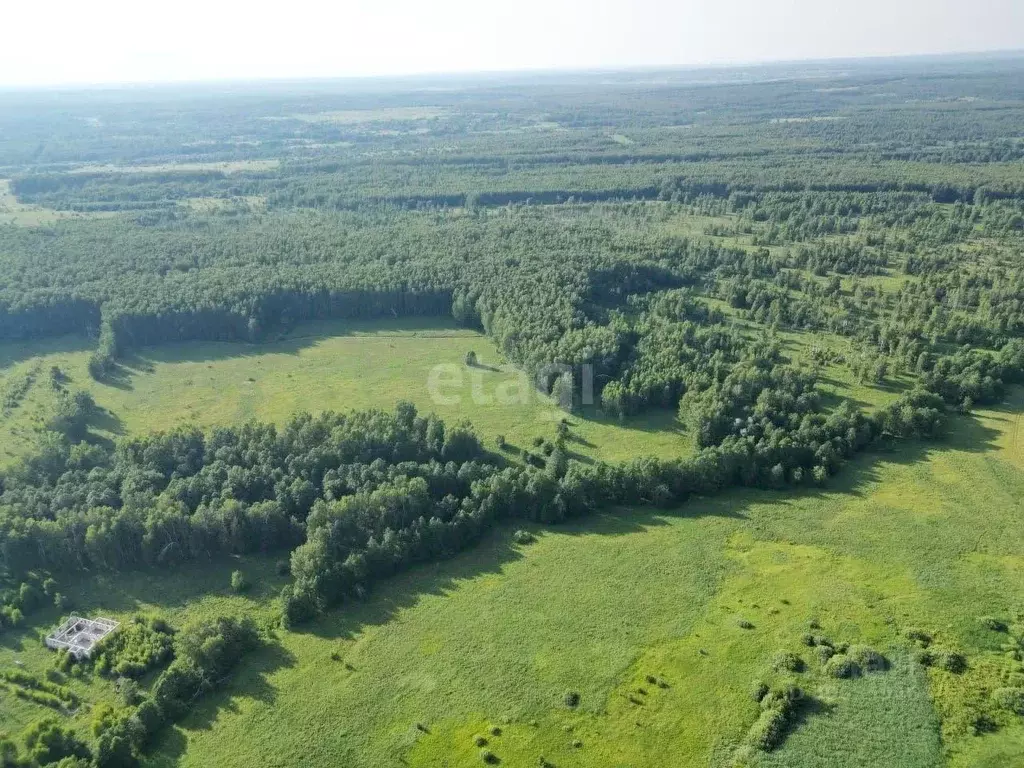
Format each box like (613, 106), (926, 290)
(3, 381), (1022, 767)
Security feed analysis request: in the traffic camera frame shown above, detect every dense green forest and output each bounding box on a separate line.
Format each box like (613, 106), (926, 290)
(1, 55), (1024, 768)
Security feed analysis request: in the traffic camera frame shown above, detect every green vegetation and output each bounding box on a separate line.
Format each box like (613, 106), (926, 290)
(0, 399), (1018, 766)
(0, 319), (689, 468)
(0, 56), (1023, 767)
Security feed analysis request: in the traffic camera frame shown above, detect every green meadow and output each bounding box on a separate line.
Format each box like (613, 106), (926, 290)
(3, 374), (1023, 766)
(138, 391), (1024, 767)
(0, 318), (689, 467)
(0, 314), (912, 472)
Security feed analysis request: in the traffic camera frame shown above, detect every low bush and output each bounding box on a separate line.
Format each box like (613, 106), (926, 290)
(153, 615), (260, 718)
(938, 650), (968, 674)
(849, 645), (887, 672)
(512, 530), (535, 545)
(913, 648), (936, 667)
(917, 647), (968, 673)
(24, 718), (91, 765)
(92, 615), (174, 679)
(905, 628), (932, 647)
(117, 677), (141, 706)
(0, 669), (78, 706)
(771, 651), (804, 673)
(825, 655), (860, 679)
(747, 705), (789, 751)
(992, 687), (1024, 715)
(750, 680), (769, 702)
(746, 683), (804, 752)
(760, 683), (802, 709)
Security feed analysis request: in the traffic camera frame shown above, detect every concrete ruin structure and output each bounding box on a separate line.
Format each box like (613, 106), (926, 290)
(44, 615), (119, 660)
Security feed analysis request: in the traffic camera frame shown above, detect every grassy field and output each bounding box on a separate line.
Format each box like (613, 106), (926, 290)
(67, 160), (280, 174)
(3, 382), (1023, 766)
(0, 310), (921, 471)
(0, 313), (916, 470)
(154, 389), (1024, 768)
(0, 179), (119, 226)
(0, 318), (690, 466)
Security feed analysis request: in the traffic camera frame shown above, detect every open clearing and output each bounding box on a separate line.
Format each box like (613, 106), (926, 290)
(0, 314), (913, 469)
(67, 160), (281, 174)
(0, 179), (118, 226)
(0, 318), (690, 466)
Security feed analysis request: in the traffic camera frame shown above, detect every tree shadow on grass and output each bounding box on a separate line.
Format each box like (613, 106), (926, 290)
(467, 361), (502, 373)
(572, 405), (685, 436)
(0, 617), (37, 653)
(144, 640), (297, 765)
(566, 448), (596, 465)
(181, 639), (297, 730)
(567, 432), (596, 448)
(62, 555), (292, 618)
(85, 404), (125, 440)
(295, 530), (528, 643)
(94, 360), (135, 391)
(126, 316), (465, 367)
(293, 494), (748, 647)
(781, 694), (837, 747)
(0, 334), (93, 372)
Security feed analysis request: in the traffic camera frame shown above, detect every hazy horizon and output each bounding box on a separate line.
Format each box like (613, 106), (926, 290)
(4, 0), (1024, 88)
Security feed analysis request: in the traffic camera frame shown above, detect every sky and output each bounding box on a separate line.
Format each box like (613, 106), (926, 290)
(3, 0), (1023, 87)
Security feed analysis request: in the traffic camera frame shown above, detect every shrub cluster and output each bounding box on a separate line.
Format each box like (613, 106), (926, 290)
(92, 616), (174, 679)
(745, 683), (802, 751)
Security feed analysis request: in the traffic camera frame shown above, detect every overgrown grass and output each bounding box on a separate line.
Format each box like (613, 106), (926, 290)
(1, 393), (1020, 765)
(172, 392), (1024, 768)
